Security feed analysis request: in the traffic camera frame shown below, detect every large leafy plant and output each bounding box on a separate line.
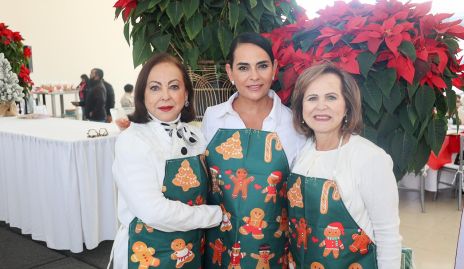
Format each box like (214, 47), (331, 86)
(265, 0), (464, 179)
(114, 0), (306, 68)
(0, 23), (33, 97)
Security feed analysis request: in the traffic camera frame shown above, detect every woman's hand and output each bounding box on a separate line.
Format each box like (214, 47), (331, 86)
(115, 118), (131, 130)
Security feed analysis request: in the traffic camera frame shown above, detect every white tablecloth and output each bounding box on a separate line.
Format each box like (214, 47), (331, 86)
(0, 117), (119, 252)
(399, 167), (458, 192)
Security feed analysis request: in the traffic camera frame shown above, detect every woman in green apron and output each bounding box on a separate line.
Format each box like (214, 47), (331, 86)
(111, 53), (222, 269)
(288, 63), (402, 268)
(201, 33), (306, 268)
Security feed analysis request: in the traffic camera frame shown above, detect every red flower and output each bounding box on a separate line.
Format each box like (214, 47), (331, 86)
(19, 65), (33, 86)
(322, 46), (361, 75)
(12, 31), (22, 42)
(351, 16), (413, 57)
(23, 47), (32, 58)
(114, 0), (137, 22)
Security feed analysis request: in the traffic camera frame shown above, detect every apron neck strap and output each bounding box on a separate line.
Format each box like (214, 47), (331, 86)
(332, 134), (344, 180)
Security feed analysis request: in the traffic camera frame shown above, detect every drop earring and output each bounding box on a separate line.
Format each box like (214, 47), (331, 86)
(184, 100), (190, 107)
(231, 80), (235, 85)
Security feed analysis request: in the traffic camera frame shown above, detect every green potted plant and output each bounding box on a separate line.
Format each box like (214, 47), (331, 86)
(114, 0), (306, 68)
(265, 0), (464, 179)
(0, 23), (33, 116)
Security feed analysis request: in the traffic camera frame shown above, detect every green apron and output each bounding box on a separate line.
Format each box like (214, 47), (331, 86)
(128, 155), (209, 269)
(205, 129), (290, 269)
(287, 142), (378, 269)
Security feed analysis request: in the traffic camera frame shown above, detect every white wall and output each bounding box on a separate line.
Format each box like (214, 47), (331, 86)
(0, 0), (140, 114)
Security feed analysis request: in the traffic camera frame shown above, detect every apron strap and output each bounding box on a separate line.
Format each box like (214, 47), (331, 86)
(106, 225), (125, 269)
(331, 135), (345, 180)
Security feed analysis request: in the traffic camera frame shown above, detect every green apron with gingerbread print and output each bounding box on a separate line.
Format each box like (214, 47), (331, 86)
(205, 129), (290, 269)
(286, 172), (378, 268)
(128, 155), (209, 269)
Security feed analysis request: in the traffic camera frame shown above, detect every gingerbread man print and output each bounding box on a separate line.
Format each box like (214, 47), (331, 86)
(229, 168), (254, 199)
(239, 208), (268, 240)
(319, 222), (345, 259)
(130, 241), (160, 269)
(251, 244), (275, 269)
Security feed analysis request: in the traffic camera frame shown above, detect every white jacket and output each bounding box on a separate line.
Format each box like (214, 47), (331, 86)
(111, 119), (222, 269)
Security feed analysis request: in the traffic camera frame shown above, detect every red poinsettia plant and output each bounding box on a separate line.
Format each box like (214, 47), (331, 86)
(265, 0), (464, 179)
(0, 23), (33, 95)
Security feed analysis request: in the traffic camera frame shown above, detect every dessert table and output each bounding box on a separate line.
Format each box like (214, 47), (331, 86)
(0, 117), (119, 252)
(33, 90), (79, 117)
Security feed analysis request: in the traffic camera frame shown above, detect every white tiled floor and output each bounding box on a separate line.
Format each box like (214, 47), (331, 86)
(399, 189), (462, 269)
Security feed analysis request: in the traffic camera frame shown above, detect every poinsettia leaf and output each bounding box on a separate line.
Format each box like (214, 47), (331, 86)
(398, 41), (416, 61)
(412, 139), (431, 173)
(123, 22), (130, 46)
(182, 0), (199, 19)
(445, 88), (456, 116)
(262, 0), (276, 14)
(364, 104), (383, 125)
(383, 82), (405, 114)
(407, 81), (419, 100)
(134, 0), (160, 17)
(357, 51), (376, 78)
(391, 129), (417, 173)
(229, 2), (240, 31)
(399, 105), (415, 134)
(426, 118), (447, 155)
(371, 68), (396, 97)
(166, 1), (184, 27)
(151, 33), (171, 52)
(414, 85), (436, 120)
(442, 37), (460, 53)
(361, 79), (382, 112)
(362, 125), (378, 144)
(133, 32), (152, 67)
(185, 13), (203, 40)
(377, 113), (400, 137)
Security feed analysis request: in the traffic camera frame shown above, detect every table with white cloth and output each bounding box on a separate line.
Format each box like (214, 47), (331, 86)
(399, 125), (463, 192)
(0, 117), (119, 252)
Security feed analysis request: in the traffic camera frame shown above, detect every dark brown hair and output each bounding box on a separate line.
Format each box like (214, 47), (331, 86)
(129, 53), (195, 123)
(291, 63), (363, 138)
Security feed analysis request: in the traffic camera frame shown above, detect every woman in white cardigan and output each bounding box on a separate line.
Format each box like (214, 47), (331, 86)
(111, 53), (222, 269)
(287, 63), (402, 269)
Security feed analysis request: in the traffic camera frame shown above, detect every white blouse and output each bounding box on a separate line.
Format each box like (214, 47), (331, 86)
(292, 135), (402, 269)
(201, 90), (306, 166)
(111, 118), (222, 269)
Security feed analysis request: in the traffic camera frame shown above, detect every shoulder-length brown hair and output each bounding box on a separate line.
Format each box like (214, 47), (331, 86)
(129, 53), (196, 123)
(291, 62), (363, 138)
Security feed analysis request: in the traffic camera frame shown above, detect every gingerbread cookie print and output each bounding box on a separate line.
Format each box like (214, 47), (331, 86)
(250, 244), (275, 269)
(262, 171), (282, 203)
(228, 168), (254, 199)
(209, 238), (227, 266)
(228, 241), (246, 269)
(170, 238), (195, 268)
(319, 222), (345, 259)
(239, 208), (268, 240)
(130, 241), (160, 268)
(287, 177), (303, 208)
(216, 131), (243, 160)
(172, 160), (200, 192)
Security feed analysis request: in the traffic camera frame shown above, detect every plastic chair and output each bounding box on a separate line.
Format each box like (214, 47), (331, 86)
(434, 134), (464, 210)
